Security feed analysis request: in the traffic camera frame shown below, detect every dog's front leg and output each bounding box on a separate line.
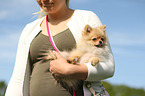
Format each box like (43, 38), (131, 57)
(67, 50), (84, 64)
(88, 57), (100, 66)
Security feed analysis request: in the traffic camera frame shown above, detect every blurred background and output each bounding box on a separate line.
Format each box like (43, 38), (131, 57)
(0, 0), (145, 95)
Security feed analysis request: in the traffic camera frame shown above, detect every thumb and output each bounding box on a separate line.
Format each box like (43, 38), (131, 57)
(53, 51), (63, 59)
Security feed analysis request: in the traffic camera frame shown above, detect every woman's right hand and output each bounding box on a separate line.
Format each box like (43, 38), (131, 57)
(50, 51), (88, 80)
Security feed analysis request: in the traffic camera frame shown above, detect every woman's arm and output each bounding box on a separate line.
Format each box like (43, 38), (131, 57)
(49, 51), (88, 80)
(83, 11), (115, 81)
(84, 43), (115, 81)
(5, 24), (31, 96)
(5, 34), (27, 96)
(50, 42), (115, 81)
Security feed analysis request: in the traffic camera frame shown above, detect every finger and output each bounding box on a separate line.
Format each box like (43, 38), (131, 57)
(54, 74), (64, 78)
(49, 67), (52, 72)
(53, 51), (63, 59)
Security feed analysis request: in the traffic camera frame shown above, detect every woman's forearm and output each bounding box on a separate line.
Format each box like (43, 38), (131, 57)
(66, 64), (88, 80)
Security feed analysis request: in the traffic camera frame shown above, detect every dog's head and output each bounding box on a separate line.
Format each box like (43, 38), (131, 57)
(82, 24), (107, 47)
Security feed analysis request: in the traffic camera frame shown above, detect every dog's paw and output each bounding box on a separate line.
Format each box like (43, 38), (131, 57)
(91, 57), (99, 66)
(67, 56), (79, 64)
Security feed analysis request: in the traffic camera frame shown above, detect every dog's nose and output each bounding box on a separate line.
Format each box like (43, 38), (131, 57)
(99, 41), (102, 44)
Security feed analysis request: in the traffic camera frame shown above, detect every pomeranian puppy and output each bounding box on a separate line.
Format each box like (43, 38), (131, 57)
(42, 24), (108, 90)
(67, 24), (108, 66)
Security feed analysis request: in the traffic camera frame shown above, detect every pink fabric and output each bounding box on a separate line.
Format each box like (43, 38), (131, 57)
(46, 15), (76, 96)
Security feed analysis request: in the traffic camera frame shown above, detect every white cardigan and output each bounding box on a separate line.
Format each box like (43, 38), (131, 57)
(5, 10), (115, 96)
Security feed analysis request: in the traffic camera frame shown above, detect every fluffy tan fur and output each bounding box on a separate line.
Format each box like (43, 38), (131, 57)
(67, 24), (108, 66)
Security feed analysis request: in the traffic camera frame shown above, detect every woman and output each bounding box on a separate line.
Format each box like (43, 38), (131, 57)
(5, 0), (115, 96)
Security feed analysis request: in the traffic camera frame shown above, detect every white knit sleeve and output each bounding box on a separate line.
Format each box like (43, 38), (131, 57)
(5, 24), (29, 96)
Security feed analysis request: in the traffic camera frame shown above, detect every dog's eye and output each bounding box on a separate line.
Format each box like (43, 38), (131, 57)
(87, 27), (91, 32)
(101, 37), (104, 41)
(92, 38), (97, 41)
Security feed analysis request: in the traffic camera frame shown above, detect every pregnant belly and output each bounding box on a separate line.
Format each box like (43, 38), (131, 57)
(30, 60), (71, 96)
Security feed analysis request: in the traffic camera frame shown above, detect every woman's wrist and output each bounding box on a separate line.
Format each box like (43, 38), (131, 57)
(49, 51), (88, 80)
(67, 64), (88, 80)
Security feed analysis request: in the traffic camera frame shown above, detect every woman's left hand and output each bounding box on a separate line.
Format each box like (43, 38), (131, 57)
(49, 51), (72, 77)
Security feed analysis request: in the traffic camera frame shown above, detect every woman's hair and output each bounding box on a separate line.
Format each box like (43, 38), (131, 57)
(35, 0), (70, 18)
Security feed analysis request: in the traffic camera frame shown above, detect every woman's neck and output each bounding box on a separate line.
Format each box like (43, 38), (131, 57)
(47, 8), (74, 24)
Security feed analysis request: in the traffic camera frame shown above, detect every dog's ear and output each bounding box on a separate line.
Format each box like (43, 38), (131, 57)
(84, 25), (92, 33)
(101, 25), (106, 32)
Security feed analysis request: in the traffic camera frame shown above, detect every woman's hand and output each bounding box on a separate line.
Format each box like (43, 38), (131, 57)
(50, 51), (88, 80)
(49, 51), (72, 77)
